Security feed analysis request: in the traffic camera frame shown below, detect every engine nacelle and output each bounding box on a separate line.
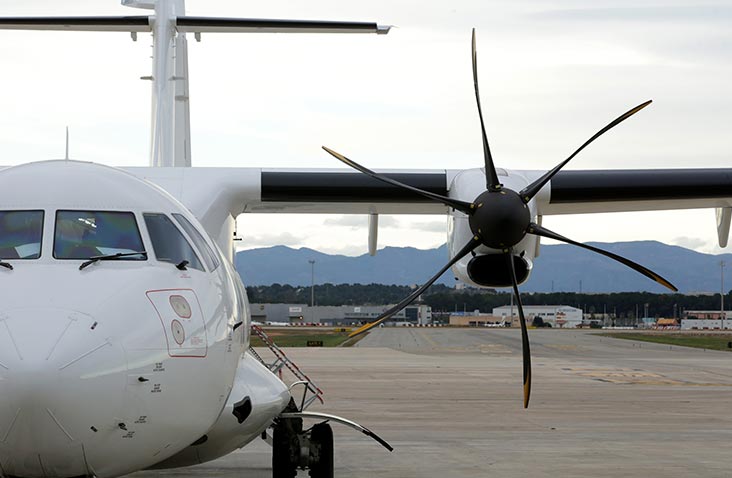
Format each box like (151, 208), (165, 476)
(447, 168), (542, 288)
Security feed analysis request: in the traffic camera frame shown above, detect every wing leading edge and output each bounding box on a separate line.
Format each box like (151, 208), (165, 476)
(128, 167), (732, 216)
(253, 168), (732, 215)
(123, 166), (732, 253)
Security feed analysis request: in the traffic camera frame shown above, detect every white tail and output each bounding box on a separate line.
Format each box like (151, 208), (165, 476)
(146, 0), (192, 167)
(0, 1), (389, 168)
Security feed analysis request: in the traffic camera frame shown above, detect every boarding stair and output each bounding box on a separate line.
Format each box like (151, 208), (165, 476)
(249, 324), (324, 410)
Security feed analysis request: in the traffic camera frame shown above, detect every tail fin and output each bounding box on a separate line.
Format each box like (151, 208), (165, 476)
(0, 0), (389, 168)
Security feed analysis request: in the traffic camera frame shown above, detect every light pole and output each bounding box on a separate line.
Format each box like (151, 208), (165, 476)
(308, 259), (316, 309)
(721, 261), (726, 329)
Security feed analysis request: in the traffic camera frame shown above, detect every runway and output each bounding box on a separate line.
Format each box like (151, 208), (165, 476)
(132, 328), (732, 477)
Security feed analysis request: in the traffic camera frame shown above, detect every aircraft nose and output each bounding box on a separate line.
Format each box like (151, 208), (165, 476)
(0, 308), (126, 477)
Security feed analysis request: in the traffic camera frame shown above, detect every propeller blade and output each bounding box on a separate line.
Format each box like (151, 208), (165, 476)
(505, 250), (531, 409)
(519, 100), (652, 203)
(348, 235), (483, 338)
(322, 146), (474, 214)
(527, 223), (678, 292)
(471, 29), (501, 190)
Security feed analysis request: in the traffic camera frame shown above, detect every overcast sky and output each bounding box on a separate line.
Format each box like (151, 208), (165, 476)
(0, 1), (730, 256)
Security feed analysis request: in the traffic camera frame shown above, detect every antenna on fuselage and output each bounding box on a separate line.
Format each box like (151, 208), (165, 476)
(65, 126), (69, 160)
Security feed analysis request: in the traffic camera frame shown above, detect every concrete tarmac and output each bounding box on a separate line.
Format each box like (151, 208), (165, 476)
(132, 328), (732, 477)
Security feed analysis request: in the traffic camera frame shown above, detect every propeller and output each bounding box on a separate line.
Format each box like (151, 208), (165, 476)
(323, 28), (677, 409)
(472, 28), (500, 190)
(506, 249), (531, 408)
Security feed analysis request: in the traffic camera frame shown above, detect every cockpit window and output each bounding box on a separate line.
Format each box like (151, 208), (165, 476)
(54, 211), (146, 260)
(0, 210), (44, 259)
(143, 213), (204, 271)
(172, 213), (220, 271)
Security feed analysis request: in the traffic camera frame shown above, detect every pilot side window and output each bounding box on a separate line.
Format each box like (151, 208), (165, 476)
(172, 213), (220, 271)
(0, 210), (44, 259)
(143, 213), (204, 271)
(54, 211), (146, 260)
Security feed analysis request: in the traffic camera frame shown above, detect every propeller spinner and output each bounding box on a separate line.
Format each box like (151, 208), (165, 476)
(323, 29), (677, 409)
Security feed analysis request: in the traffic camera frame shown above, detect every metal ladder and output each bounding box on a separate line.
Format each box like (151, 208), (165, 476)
(249, 324), (324, 410)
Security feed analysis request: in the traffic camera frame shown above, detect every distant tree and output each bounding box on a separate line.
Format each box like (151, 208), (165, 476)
(245, 284), (729, 318)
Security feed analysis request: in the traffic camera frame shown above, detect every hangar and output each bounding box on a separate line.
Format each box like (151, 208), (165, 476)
(251, 303), (432, 326)
(493, 305), (583, 328)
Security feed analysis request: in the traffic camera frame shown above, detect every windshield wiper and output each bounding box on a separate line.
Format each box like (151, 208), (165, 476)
(79, 251), (147, 271)
(0, 260), (13, 270)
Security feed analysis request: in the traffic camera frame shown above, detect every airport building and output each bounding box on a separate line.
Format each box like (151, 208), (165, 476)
(492, 305), (583, 328)
(448, 312), (504, 327)
(683, 310), (730, 320)
(250, 303), (432, 326)
(680, 310), (732, 330)
(681, 319), (732, 330)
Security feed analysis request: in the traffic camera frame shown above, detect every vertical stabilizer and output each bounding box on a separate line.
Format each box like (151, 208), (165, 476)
(147, 0), (191, 167)
(0, 2), (388, 169)
(174, 33), (192, 166)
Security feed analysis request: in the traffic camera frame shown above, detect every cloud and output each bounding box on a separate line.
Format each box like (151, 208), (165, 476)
(410, 220), (448, 233)
(532, 6), (732, 24)
(377, 216), (400, 228)
(322, 215), (400, 230)
(238, 232), (302, 248)
(323, 216), (365, 229)
(671, 236), (708, 251)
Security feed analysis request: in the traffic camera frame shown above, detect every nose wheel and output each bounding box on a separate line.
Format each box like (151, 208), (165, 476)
(308, 423), (334, 478)
(272, 416), (300, 478)
(272, 418), (333, 478)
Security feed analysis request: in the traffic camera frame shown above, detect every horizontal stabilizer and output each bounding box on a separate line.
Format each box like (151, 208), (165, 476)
(0, 16), (151, 32)
(0, 16), (389, 35)
(176, 17), (390, 34)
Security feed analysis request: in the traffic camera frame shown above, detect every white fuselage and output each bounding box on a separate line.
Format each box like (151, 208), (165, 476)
(0, 160), (290, 477)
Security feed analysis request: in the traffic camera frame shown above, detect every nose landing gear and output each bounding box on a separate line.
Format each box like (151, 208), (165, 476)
(270, 408), (392, 478)
(272, 417), (333, 478)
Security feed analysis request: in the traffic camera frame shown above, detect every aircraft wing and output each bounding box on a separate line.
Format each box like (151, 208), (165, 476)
(123, 165), (732, 255)
(251, 168), (732, 215)
(542, 168), (732, 215)
(127, 166), (732, 217)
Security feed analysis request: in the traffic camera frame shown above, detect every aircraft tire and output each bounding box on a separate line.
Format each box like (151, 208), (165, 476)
(272, 423), (297, 478)
(308, 423), (334, 478)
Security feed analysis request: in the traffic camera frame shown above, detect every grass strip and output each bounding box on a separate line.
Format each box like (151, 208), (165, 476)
(250, 328), (353, 347)
(602, 332), (732, 352)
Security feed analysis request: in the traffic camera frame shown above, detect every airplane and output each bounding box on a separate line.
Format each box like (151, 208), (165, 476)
(0, 1), (731, 477)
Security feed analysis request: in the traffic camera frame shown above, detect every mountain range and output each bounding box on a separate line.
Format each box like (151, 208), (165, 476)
(234, 241), (731, 294)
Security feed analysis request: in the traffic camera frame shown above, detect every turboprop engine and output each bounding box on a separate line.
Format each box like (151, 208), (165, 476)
(447, 167), (542, 288)
(320, 29), (677, 411)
